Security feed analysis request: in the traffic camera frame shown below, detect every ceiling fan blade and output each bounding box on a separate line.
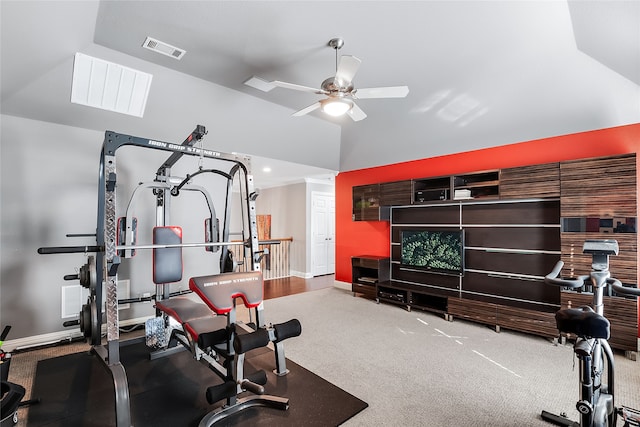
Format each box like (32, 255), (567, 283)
(354, 86), (409, 99)
(347, 102), (367, 122)
(335, 55), (361, 86)
(244, 76), (277, 92)
(244, 76), (326, 94)
(292, 102), (322, 117)
(272, 80), (326, 95)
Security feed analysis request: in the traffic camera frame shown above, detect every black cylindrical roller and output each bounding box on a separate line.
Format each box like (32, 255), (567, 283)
(233, 329), (269, 354)
(197, 328), (229, 349)
(273, 319), (302, 343)
(205, 381), (236, 405)
(240, 380), (264, 395)
(246, 370), (267, 386)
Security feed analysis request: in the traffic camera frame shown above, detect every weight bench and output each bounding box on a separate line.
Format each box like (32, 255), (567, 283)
(154, 269), (301, 426)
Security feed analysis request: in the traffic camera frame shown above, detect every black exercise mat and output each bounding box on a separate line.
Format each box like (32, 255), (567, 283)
(27, 341), (367, 426)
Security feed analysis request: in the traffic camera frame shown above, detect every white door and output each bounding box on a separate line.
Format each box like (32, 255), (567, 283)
(311, 192), (335, 276)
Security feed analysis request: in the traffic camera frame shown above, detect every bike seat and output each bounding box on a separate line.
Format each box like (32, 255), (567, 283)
(555, 306), (610, 339)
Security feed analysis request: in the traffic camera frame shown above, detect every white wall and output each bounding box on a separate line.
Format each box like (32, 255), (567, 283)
(255, 179), (334, 277)
(1, 116), (105, 341)
(256, 183), (306, 276)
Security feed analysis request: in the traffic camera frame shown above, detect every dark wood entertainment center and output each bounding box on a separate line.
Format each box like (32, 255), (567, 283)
(351, 154), (638, 352)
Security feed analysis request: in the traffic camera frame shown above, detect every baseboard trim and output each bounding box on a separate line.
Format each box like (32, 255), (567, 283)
(333, 281), (351, 291)
(290, 270), (313, 279)
(3, 316), (153, 352)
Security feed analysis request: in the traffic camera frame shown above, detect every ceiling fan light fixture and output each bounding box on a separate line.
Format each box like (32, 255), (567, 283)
(321, 98), (353, 117)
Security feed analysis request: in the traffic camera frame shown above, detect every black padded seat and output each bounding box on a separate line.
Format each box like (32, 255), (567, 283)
(555, 306), (610, 339)
(155, 296), (214, 323)
(156, 297), (229, 346)
(187, 316), (230, 349)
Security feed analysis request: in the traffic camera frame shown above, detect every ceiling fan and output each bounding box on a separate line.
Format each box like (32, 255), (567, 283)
(244, 38), (409, 121)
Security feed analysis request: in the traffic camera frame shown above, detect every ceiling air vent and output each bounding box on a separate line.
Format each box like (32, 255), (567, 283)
(142, 37), (186, 60)
(71, 53), (152, 118)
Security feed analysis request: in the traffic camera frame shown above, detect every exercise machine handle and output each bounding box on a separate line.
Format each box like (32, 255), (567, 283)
(544, 261), (589, 289)
(609, 278), (640, 298)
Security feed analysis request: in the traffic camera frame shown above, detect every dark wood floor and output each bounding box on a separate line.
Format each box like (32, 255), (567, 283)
(263, 274), (335, 300)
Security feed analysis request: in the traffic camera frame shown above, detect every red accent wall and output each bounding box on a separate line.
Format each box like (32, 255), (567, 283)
(335, 123), (640, 333)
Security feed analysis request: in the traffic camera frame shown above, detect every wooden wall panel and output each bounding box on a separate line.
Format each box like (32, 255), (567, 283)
(392, 205), (460, 225)
(560, 154), (636, 217)
(448, 298), (557, 338)
(465, 227), (560, 251)
(462, 271), (559, 307)
(462, 200), (559, 225)
(379, 180), (412, 206)
(560, 232), (637, 285)
(465, 250), (559, 277)
(448, 298), (498, 326)
(497, 305), (557, 338)
(353, 184), (381, 221)
(500, 163), (560, 199)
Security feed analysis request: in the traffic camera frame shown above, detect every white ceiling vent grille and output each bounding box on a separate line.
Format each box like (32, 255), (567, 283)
(71, 53), (153, 118)
(142, 36), (186, 60)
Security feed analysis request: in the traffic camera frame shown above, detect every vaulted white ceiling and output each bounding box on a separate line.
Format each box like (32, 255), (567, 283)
(1, 1), (638, 185)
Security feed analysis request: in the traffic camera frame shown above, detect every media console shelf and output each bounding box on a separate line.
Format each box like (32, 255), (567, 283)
(447, 298), (557, 338)
(411, 170), (500, 203)
(376, 281), (449, 314)
(351, 154), (637, 349)
(352, 256), (390, 299)
(453, 171), (499, 200)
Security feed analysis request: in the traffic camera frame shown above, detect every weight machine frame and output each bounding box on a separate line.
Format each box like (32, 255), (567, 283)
(93, 126), (261, 426)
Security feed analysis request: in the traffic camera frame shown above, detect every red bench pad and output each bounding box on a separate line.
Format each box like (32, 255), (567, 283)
(189, 271), (263, 314)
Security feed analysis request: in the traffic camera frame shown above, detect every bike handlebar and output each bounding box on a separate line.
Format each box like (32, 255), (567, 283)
(545, 260), (640, 297)
(610, 279), (640, 297)
(544, 261), (588, 289)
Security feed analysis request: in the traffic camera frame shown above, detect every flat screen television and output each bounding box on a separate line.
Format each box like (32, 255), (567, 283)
(400, 229), (464, 275)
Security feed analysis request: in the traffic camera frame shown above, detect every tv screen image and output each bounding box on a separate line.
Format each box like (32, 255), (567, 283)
(400, 229), (464, 274)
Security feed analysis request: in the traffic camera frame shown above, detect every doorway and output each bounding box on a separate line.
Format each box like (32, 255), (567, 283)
(311, 191), (335, 276)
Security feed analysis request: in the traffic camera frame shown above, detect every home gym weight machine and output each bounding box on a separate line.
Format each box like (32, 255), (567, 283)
(542, 239), (640, 427)
(38, 126), (301, 426)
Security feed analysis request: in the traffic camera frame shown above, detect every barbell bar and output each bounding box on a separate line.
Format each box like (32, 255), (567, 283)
(38, 239), (281, 255)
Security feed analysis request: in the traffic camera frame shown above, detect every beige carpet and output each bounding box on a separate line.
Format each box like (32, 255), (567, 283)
(263, 287), (640, 427)
(7, 288), (640, 426)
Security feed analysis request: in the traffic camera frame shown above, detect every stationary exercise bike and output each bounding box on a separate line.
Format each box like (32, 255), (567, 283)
(542, 239), (640, 427)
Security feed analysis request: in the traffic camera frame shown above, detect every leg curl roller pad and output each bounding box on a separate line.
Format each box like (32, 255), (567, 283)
(272, 319), (302, 377)
(206, 381), (237, 405)
(273, 319), (302, 342)
(245, 370), (268, 387)
(240, 379), (264, 395)
(233, 329), (270, 355)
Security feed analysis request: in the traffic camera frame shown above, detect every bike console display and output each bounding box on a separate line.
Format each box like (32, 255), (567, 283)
(582, 239), (619, 256)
